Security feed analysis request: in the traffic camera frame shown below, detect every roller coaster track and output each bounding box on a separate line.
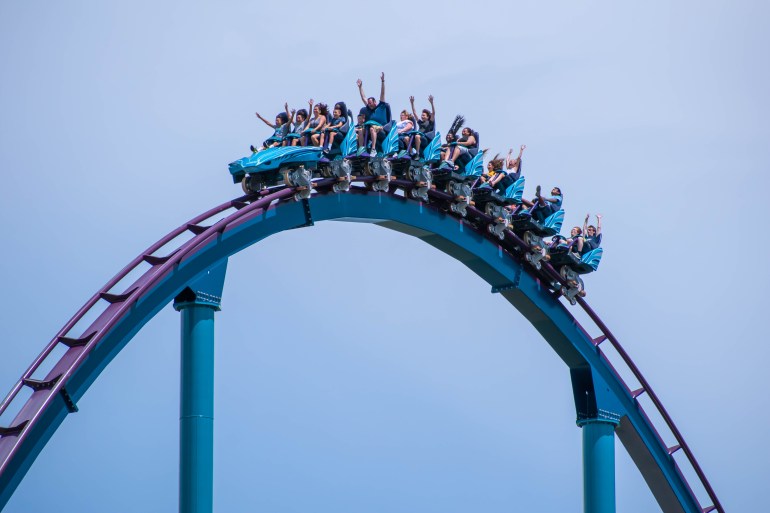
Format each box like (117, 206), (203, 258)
(0, 177), (723, 512)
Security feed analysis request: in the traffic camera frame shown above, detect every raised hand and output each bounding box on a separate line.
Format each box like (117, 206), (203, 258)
(284, 102), (289, 111)
(255, 112), (260, 117)
(428, 94), (434, 103)
(508, 148), (513, 155)
(356, 79), (362, 88)
(409, 95), (415, 103)
(520, 144), (527, 151)
(596, 214), (603, 220)
(585, 213), (590, 222)
(380, 72), (385, 82)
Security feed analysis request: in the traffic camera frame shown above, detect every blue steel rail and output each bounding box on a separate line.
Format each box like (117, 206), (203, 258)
(0, 178), (723, 512)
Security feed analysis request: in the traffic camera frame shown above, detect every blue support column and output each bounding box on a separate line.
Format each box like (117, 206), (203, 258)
(578, 418), (618, 513)
(173, 261), (227, 513)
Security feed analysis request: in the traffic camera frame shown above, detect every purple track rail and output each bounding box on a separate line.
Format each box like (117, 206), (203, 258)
(0, 177), (723, 512)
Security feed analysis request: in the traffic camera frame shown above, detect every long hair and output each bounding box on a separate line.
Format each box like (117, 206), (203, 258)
(488, 153), (504, 172)
(316, 103), (329, 116)
(448, 114), (465, 137)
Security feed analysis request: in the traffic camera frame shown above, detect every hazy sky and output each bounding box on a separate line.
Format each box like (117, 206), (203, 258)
(1, 1), (768, 511)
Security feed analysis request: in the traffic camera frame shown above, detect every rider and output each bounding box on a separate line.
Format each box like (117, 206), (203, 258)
(356, 72), (391, 153)
(306, 102), (329, 146)
(488, 145), (526, 192)
(251, 108), (290, 152)
(582, 213), (603, 255)
(396, 110), (415, 150)
(565, 226), (585, 255)
(443, 126), (478, 167)
(320, 102), (348, 152)
(522, 185), (563, 223)
(409, 94), (436, 158)
(284, 100), (312, 146)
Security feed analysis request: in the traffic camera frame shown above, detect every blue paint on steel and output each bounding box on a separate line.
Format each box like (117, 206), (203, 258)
(423, 133), (442, 162)
(175, 303), (216, 513)
(341, 124), (358, 158)
(0, 192), (703, 513)
(462, 151), (485, 178)
(544, 209), (565, 232)
(581, 248), (604, 271)
(172, 260), (226, 512)
(579, 419), (619, 513)
(381, 124), (400, 155)
(228, 146), (324, 177)
(505, 176), (525, 203)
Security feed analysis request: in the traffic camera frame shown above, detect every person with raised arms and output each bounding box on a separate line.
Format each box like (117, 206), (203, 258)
(356, 72), (391, 154)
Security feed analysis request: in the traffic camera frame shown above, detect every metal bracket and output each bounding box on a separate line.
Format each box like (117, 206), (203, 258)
(301, 198), (314, 227)
(491, 283), (518, 294)
(60, 387), (78, 413)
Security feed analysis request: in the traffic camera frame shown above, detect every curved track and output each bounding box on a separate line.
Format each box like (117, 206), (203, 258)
(0, 178), (723, 512)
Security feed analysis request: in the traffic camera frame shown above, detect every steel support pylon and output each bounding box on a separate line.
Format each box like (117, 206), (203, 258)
(173, 261), (227, 513)
(579, 419), (618, 513)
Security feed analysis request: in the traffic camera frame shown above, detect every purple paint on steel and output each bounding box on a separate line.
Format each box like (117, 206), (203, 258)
(576, 297), (724, 513)
(0, 187), (296, 474)
(0, 176), (723, 513)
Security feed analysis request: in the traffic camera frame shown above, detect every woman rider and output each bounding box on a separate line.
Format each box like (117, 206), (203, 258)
(306, 102), (329, 146)
(320, 102), (348, 151)
(409, 95), (436, 158)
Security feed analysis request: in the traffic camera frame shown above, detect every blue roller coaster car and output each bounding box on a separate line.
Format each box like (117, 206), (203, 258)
(431, 150), (485, 217)
(473, 175), (526, 239)
(229, 146), (323, 199)
(317, 120), (358, 193)
(547, 236), (603, 304)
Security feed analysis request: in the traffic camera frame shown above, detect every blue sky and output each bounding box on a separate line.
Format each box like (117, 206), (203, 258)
(1, 1), (768, 511)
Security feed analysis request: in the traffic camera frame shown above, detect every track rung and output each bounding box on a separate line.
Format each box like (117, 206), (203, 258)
(58, 330), (96, 348)
(143, 254), (172, 265)
(702, 506), (716, 513)
(667, 444), (681, 455)
(187, 223), (210, 235)
(22, 374), (61, 391)
(593, 335), (607, 346)
(99, 287), (137, 304)
(631, 387), (645, 398)
(0, 420), (29, 437)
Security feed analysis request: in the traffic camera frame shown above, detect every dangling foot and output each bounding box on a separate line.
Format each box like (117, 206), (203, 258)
(250, 145), (257, 153)
(535, 184), (542, 198)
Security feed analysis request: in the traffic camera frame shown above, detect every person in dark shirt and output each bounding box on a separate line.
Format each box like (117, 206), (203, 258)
(251, 109), (290, 152)
(409, 94), (436, 157)
(582, 213), (603, 255)
(522, 185), (563, 223)
(320, 102), (348, 151)
(356, 72), (391, 153)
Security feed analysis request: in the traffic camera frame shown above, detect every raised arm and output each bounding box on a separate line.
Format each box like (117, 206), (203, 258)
(356, 79), (367, 105)
(428, 94), (435, 122)
(255, 112), (275, 128)
(583, 213), (590, 235)
(379, 72), (386, 102)
(409, 96), (419, 122)
(284, 102), (292, 123)
(595, 214), (603, 235)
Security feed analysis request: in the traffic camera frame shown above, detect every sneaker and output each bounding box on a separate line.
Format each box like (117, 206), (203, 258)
(535, 184), (541, 198)
(250, 145), (257, 153)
